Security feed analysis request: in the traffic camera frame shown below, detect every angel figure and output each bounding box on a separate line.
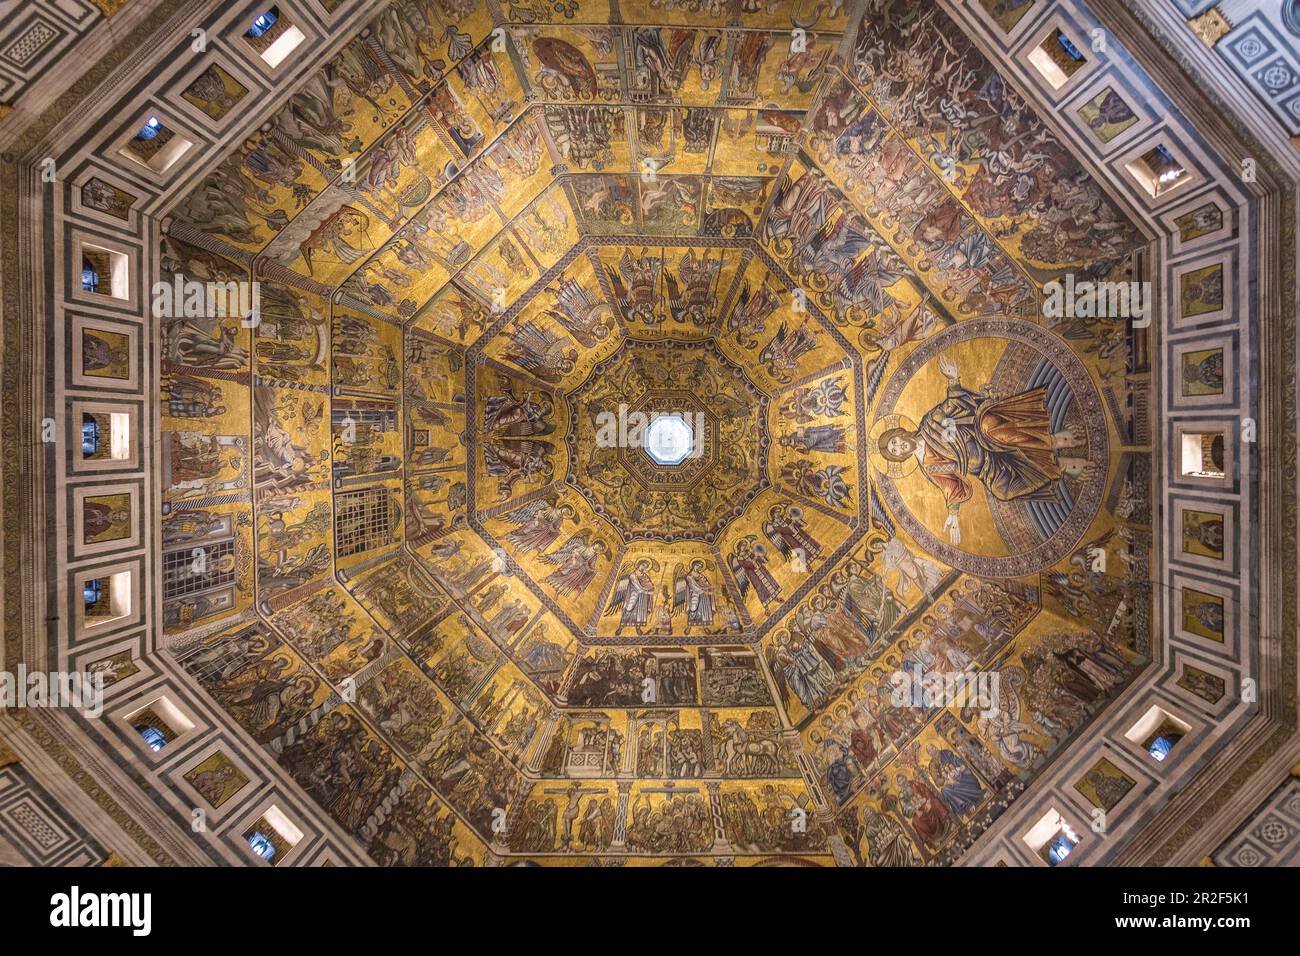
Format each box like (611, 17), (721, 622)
(759, 321), (817, 382)
(542, 531), (608, 597)
(763, 504), (822, 568)
(673, 560), (716, 634)
(604, 558), (660, 636)
(483, 378), (555, 438)
(501, 497), (574, 555)
(729, 535), (781, 609)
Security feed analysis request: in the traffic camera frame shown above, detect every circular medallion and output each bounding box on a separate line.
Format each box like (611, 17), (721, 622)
(870, 318), (1108, 576)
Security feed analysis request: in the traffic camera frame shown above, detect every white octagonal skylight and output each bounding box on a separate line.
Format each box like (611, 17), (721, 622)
(644, 414), (693, 466)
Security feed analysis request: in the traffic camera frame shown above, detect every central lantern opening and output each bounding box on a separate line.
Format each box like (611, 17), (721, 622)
(644, 414), (694, 466)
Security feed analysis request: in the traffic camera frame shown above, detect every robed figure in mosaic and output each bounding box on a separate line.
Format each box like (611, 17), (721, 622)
(874, 357), (1077, 543)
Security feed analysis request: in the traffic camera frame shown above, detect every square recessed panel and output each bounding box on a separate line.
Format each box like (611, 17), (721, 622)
(1282, 89), (1300, 125)
(1225, 26), (1274, 68)
(1254, 57), (1299, 98)
(2, 16), (61, 72)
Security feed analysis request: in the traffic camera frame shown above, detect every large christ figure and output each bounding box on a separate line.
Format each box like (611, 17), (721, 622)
(876, 357), (1088, 543)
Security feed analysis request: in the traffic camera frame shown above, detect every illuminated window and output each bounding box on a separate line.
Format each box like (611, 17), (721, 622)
(644, 415), (694, 466)
(124, 698), (193, 756)
(1029, 28), (1088, 89)
(1023, 808), (1082, 866)
(80, 248), (113, 294)
(82, 578), (104, 611)
(247, 831), (277, 861)
(1180, 431), (1226, 479)
(134, 724), (168, 752)
(1046, 829), (1079, 865)
(1125, 704), (1192, 764)
(1057, 33), (1084, 62)
(241, 808), (303, 865)
(1126, 144), (1189, 198)
(243, 6), (305, 68)
(135, 115), (162, 141)
(118, 115), (193, 174)
(81, 415), (101, 456)
(80, 569), (132, 627)
(245, 8), (279, 37)
(74, 407), (133, 467)
(1146, 732), (1183, 761)
(77, 244), (129, 299)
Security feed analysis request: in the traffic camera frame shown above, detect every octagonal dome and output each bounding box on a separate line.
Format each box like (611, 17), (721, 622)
(14, 0), (1268, 876)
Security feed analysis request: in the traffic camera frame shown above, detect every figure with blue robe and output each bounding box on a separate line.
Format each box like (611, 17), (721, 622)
(877, 356), (1088, 543)
(926, 744), (986, 816)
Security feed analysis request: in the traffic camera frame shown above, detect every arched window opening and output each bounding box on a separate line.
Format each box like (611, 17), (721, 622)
(136, 116), (162, 142)
(81, 415), (100, 456)
(247, 831), (276, 861)
(1147, 732), (1184, 761)
(1047, 831), (1077, 866)
(247, 8), (279, 38)
(134, 724), (168, 752)
(82, 578), (103, 611)
(80, 260), (100, 294)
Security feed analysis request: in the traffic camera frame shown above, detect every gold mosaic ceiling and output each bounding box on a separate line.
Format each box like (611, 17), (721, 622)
(160, 0), (1153, 865)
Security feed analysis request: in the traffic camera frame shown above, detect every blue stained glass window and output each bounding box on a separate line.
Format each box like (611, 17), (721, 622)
(247, 831), (276, 861)
(247, 8), (279, 38)
(1148, 733), (1182, 761)
(1047, 833), (1076, 866)
(81, 266), (100, 293)
(1057, 33), (1084, 62)
(134, 725), (167, 752)
(83, 579), (103, 610)
(81, 417), (100, 456)
(136, 116), (161, 141)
